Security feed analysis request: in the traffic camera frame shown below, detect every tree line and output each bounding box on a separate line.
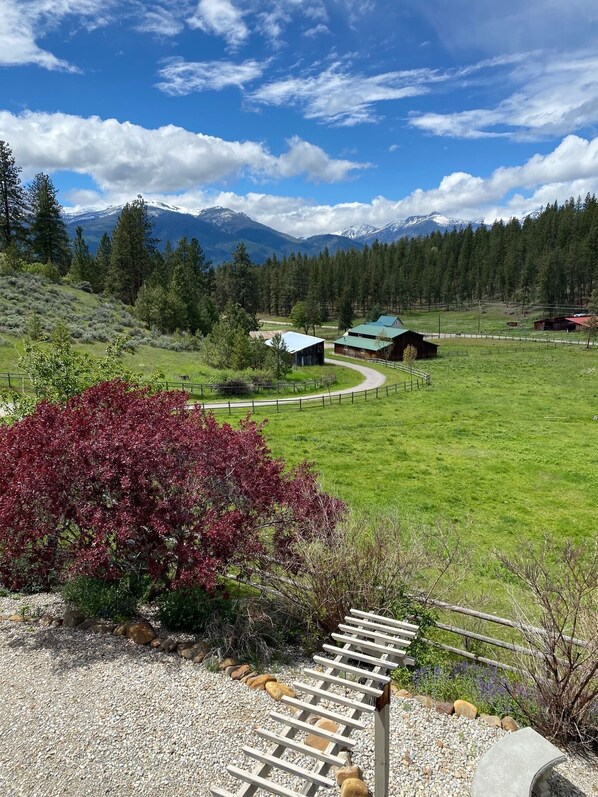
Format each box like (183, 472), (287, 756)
(256, 196), (598, 318)
(3, 137), (598, 335)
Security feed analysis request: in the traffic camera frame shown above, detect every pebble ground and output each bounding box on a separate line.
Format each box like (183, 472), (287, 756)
(0, 594), (595, 797)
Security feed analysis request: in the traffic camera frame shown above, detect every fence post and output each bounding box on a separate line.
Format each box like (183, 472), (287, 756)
(299, 398), (302, 411)
(374, 683), (391, 797)
(376, 387), (379, 399)
(322, 396), (325, 408)
(276, 399), (279, 413)
(228, 401), (231, 415)
(7, 373), (11, 389)
(252, 399), (255, 413)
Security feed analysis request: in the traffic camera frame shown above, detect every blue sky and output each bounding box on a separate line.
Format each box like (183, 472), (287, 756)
(1, 0), (598, 236)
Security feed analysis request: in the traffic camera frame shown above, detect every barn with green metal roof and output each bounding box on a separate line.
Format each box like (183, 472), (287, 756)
(334, 315), (437, 361)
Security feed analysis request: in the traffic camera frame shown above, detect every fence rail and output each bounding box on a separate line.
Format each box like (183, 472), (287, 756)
(370, 359), (431, 382)
(0, 371), (337, 397)
(409, 595), (588, 674)
(199, 376), (428, 414)
(422, 331), (597, 347)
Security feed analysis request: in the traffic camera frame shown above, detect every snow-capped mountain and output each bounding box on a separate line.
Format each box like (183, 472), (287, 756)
(63, 203), (360, 264)
(339, 212), (480, 244)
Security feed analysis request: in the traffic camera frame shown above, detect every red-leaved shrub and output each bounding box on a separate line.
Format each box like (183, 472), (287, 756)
(0, 381), (345, 593)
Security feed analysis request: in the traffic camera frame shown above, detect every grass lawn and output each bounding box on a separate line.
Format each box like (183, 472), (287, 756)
(248, 339), (598, 604)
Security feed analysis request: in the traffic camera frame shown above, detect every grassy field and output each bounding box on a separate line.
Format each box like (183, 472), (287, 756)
(260, 302), (589, 341)
(238, 339), (598, 602)
(0, 334), (365, 399)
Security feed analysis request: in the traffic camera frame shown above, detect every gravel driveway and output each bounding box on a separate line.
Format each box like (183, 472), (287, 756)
(0, 595), (594, 797)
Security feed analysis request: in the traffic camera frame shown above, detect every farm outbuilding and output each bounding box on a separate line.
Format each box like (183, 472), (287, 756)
(264, 331), (325, 366)
(533, 316), (577, 331)
(334, 319), (437, 361)
(565, 315), (593, 330)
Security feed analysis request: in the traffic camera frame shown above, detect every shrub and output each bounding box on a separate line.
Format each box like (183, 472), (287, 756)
(254, 510), (459, 641)
(214, 375), (252, 396)
(157, 586), (235, 633)
(498, 537), (598, 750)
(411, 662), (527, 722)
(62, 576), (141, 620)
(0, 381), (343, 596)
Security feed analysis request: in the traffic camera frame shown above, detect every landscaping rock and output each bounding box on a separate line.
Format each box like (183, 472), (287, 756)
(248, 674), (277, 690)
(479, 714), (502, 729)
(218, 658), (236, 671)
(340, 777), (369, 797)
(126, 621), (156, 645)
(414, 695), (434, 709)
(435, 701), (455, 716)
(240, 672), (258, 684)
(113, 623), (130, 637)
(180, 644), (206, 660)
(89, 622), (115, 634)
(306, 718), (339, 751)
(264, 681), (296, 701)
(501, 716), (519, 732)
(336, 765), (362, 785)
(7, 614), (25, 622)
(231, 664), (252, 680)
(62, 609), (86, 628)
(78, 618), (101, 631)
(149, 639), (162, 649)
(392, 688), (413, 698)
(453, 700), (477, 720)
(159, 637), (179, 653)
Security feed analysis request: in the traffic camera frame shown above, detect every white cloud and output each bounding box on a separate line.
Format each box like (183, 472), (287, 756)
(410, 0), (598, 57)
(69, 133), (598, 237)
(251, 62), (441, 126)
(303, 24), (329, 38)
(0, 110), (367, 192)
(410, 52), (598, 140)
(0, 0), (117, 70)
(187, 0), (248, 47)
(135, 5), (184, 37)
(156, 58), (265, 95)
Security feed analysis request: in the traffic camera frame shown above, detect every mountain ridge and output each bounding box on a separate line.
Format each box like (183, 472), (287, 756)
(64, 202), (484, 264)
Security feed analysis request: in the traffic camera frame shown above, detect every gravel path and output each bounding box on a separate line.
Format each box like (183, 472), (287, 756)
(0, 595), (595, 797)
(197, 358), (386, 410)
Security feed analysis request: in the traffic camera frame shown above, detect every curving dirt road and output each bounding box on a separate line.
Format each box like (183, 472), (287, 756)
(196, 357), (386, 410)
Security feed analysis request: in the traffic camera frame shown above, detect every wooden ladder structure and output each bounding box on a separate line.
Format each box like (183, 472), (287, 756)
(211, 608), (418, 797)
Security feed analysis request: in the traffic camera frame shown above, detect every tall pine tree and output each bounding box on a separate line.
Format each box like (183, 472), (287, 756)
(106, 196), (156, 304)
(27, 173), (70, 272)
(0, 140), (27, 251)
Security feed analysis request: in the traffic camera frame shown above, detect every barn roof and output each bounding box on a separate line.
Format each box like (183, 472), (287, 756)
(376, 315), (404, 327)
(333, 335), (392, 351)
(565, 316), (592, 327)
(349, 323), (408, 339)
(264, 330), (325, 354)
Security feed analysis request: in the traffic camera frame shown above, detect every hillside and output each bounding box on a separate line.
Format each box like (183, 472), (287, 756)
(0, 272), (151, 344)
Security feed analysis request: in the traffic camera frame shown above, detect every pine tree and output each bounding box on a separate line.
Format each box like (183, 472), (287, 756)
(93, 233), (111, 294)
(27, 180), (68, 272)
(106, 196), (156, 304)
(27, 173), (71, 272)
(230, 243), (258, 316)
(68, 226), (94, 286)
(0, 140), (27, 251)
(337, 292), (354, 331)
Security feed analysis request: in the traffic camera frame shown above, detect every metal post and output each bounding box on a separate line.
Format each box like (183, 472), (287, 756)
(374, 682), (391, 797)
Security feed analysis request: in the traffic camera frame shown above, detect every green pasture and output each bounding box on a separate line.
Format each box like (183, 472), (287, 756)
(0, 334), (364, 399)
(259, 302), (588, 340)
(246, 340), (598, 602)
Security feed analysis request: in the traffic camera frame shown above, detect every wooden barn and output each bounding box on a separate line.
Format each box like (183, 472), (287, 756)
(264, 330), (325, 366)
(334, 319), (437, 361)
(533, 316), (577, 331)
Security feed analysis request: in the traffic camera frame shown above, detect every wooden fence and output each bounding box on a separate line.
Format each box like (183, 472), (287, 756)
(200, 375), (428, 414)
(411, 596), (589, 674)
(0, 371), (336, 397)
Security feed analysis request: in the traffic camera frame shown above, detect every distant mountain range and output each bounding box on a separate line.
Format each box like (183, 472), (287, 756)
(64, 202), (482, 265)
